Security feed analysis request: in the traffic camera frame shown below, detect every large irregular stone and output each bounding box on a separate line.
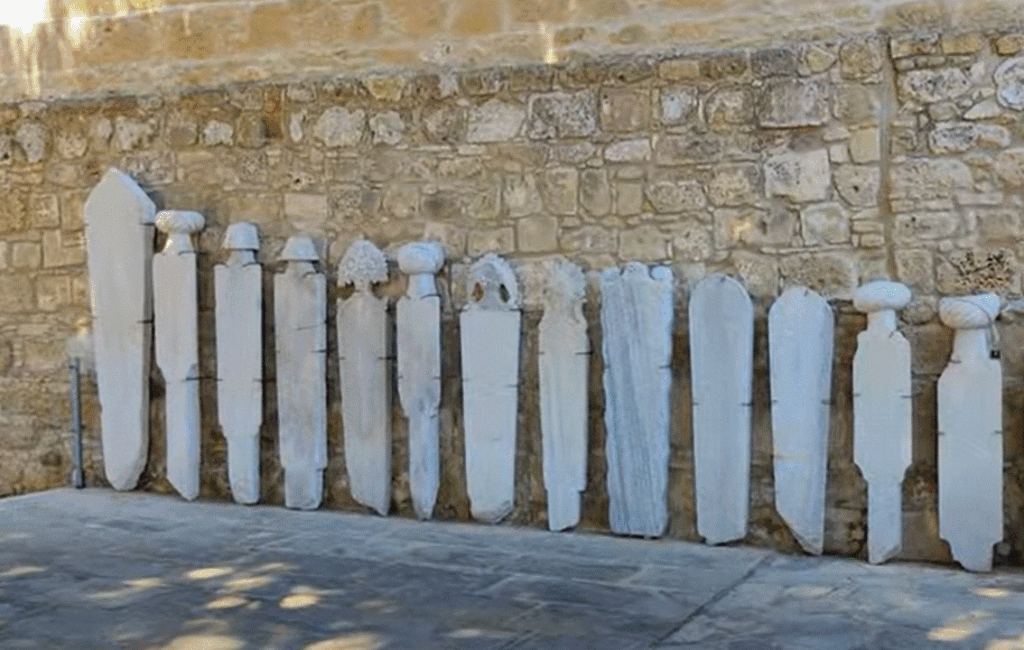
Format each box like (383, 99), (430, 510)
(994, 56), (1024, 110)
(756, 78), (829, 127)
(994, 148), (1024, 185)
(313, 107), (365, 147)
(707, 164), (761, 207)
(645, 179), (706, 213)
(898, 68), (970, 104)
(764, 150), (831, 202)
(929, 122), (1010, 154)
(833, 165), (880, 207)
(467, 99), (525, 143)
(660, 85), (698, 124)
(527, 91), (598, 139)
(889, 158), (972, 200)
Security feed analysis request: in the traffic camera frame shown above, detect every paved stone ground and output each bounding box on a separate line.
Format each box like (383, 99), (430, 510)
(0, 490), (1023, 650)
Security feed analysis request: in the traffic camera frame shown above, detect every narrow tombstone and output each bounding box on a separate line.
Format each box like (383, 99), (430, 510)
(83, 168), (156, 491)
(769, 286), (834, 555)
(214, 223), (263, 505)
(461, 253), (521, 523)
(153, 210), (205, 501)
(938, 293), (1002, 572)
(689, 274), (754, 545)
(539, 259), (589, 532)
(853, 281), (912, 564)
(396, 242), (445, 520)
(275, 236), (327, 510)
(337, 239), (391, 516)
(600, 263), (674, 537)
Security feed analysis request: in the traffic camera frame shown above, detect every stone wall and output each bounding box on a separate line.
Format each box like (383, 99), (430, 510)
(2, 25), (1024, 567)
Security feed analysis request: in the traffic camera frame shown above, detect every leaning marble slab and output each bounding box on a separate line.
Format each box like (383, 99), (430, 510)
(689, 273), (753, 545)
(853, 281), (912, 564)
(275, 236), (327, 510)
(768, 286), (833, 555)
(83, 168), (156, 491)
(396, 242), (445, 520)
(461, 253), (521, 523)
(938, 293), (1002, 572)
(337, 239), (392, 516)
(601, 263), (674, 537)
(214, 223), (263, 505)
(538, 259), (589, 532)
(153, 210), (205, 501)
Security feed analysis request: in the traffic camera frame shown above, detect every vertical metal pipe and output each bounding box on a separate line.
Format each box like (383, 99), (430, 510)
(69, 357), (83, 489)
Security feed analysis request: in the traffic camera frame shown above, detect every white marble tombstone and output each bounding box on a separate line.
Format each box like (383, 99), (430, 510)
(153, 210), (205, 501)
(214, 223), (263, 505)
(600, 263), (674, 537)
(396, 242), (445, 520)
(538, 259), (589, 532)
(938, 293), (1002, 572)
(84, 168), (156, 491)
(768, 286), (834, 555)
(853, 281), (913, 564)
(337, 239), (391, 516)
(461, 253), (521, 523)
(689, 273), (754, 545)
(275, 236), (327, 510)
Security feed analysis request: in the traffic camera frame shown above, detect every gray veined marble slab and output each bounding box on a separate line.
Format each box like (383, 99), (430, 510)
(539, 259), (589, 532)
(337, 239), (392, 516)
(689, 273), (753, 545)
(938, 293), (1002, 572)
(600, 263), (674, 538)
(275, 236), (327, 510)
(396, 242), (445, 520)
(214, 223), (263, 505)
(461, 253), (521, 523)
(83, 168), (157, 491)
(853, 281), (912, 564)
(153, 210), (205, 501)
(768, 286), (833, 555)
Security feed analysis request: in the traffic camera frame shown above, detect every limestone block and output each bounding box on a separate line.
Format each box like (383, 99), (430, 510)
(853, 281), (913, 564)
(654, 133), (722, 165)
(337, 239), (392, 516)
(600, 89), (650, 132)
(660, 86), (698, 124)
(517, 216), (558, 253)
(153, 210), (204, 501)
(840, 38), (883, 80)
(889, 159), (972, 201)
(539, 168), (578, 214)
(994, 57), (1024, 110)
(202, 120), (233, 146)
(689, 274), (754, 545)
(605, 139), (651, 163)
(275, 237), (327, 510)
(580, 169), (611, 216)
(765, 150), (831, 203)
(898, 69), (970, 104)
(527, 91), (598, 139)
(834, 165), (880, 207)
(214, 223), (263, 505)
(801, 203), (849, 245)
(461, 254), (521, 523)
(752, 46), (799, 77)
(313, 107), (365, 147)
(619, 225), (670, 261)
(937, 294), (1002, 572)
(15, 123), (47, 163)
(369, 112), (405, 146)
(467, 100), (524, 143)
(769, 286), (834, 554)
(645, 179), (706, 213)
(708, 164), (761, 207)
(84, 168), (156, 491)
(848, 129), (881, 163)
(994, 148), (1024, 186)
(539, 260), (589, 531)
(930, 123), (1010, 154)
(601, 263), (674, 537)
(756, 79), (829, 128)
(706, 88), (755, 129)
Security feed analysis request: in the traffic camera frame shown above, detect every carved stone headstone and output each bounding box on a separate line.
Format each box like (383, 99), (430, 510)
(539, 259), (589, 532)
(689, 274), (753, 545)
(214, 223), (263, 505)
(938, 293), (1002, 572)
(275, 236), (327, 510)
(461, 253), (521, 523)
(600, 263), (674, 537)
(769, 286), (833, 555)
(83, 168), (156, 491)
(153, 210), (205, 501)
(853, 281), (912, 564)
(396, 242), (445, 520)
(337, 239), (391, 516)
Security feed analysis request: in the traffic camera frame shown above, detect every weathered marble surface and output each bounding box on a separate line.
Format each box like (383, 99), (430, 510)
(214, 223), (263, 505)
(853, 281), (912, 564)
(396, 242), (445, 520)
(689, 274), (753, 545)
(600, 263), (674, 537)
(768, 286), (833, 555)
(153, 210), (204, 501)
(538, 259), (589, 532)
(83, 168), (156, 491)
(274, 236), (327, 510)
(337, 239), (391, 516)
(461, 253), (521, 523)
(938, 293), (1002, 572)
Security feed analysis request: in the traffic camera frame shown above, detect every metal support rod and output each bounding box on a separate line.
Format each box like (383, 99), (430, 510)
(69, 357), (83, 489)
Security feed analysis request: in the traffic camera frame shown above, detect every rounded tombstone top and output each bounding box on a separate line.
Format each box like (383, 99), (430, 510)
(853, 281), (911, 313)
(337, 238), (388, 289)
(279, 235), (320, 262)
(397, 241), (445, 275)
(155, 210), (205, 234)
(939, 293), (1000, 329)
(223, 222), (260, 251)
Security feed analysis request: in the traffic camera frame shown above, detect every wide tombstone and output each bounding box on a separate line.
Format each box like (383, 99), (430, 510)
(337, 239), (391, 516)
(600, 263), (674, 537)
(689, 273), (754, 545)
(769, 286), (833, 555)
(938, 293), (1002, 572)
(83, 168), (156, 491)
